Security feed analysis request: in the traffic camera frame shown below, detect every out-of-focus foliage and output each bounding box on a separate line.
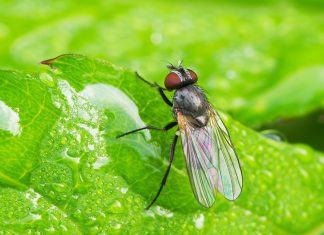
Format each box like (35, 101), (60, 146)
(0, 0), (323, 126)
(0, 0), (323, 234)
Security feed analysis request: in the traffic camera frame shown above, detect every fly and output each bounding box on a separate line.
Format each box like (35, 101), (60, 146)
(116, 61), (243, 209)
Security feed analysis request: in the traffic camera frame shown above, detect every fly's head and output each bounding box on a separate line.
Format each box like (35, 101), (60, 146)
(164, 60), (198, 90)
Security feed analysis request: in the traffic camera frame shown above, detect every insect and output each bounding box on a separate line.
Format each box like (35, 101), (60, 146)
(117, 61), (243, 209)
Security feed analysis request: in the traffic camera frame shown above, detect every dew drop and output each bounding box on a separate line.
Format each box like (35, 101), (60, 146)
(45, 227), (55, 232)
(63, 149), (80, 164)
(88, 144), (95, 151)
(143, 210), (155, 218)
(120, 187), (128, 194)
(39, 73), (54, 87)
(244, 210), (252, 216)
(115, 201), (122, 207)
(79, 84), (151, 140)
(53, 101), (62, 109)
(193, 213), (204, 229)
(52, 183), (68, 192)
(295, 147), (312, 163)
(298, 167), (309, 180)
(93, 156), (109, 169)
(245, 154), (255, 165)
(155, 206), (174, 218)
(0, 100), (21, 136)
(60, 225), (68, 231)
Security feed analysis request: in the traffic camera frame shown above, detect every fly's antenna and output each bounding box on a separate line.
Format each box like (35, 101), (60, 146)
(166, 63), (177, 70)
(177, 60), (183, 69)
(167, 60), (185, 73)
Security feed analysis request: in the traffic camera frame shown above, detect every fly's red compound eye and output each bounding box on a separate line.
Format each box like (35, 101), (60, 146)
(164, 68), (198, 90)
(164, 72), (182, 90)
(187, 69), (198, 82)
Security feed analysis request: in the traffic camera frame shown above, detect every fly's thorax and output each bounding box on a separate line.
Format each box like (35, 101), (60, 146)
(173, 85), (210, 127)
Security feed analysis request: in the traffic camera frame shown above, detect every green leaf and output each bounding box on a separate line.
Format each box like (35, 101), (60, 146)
(234, 66), (324, 125)
(0, 55), (323, 234)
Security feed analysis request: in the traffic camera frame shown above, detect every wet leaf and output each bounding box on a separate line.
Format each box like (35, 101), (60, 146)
(0, 55), (323, 234)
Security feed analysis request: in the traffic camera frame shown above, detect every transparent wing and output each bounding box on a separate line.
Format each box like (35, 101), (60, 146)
(177, 109), (242, 207)
(209, 109), (243, 200)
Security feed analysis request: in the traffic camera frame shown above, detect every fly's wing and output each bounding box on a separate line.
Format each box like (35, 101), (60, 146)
(177, 109), (242, 207)
(209, 109), (243, 200)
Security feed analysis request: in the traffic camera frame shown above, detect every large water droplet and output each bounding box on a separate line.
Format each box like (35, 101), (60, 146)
(0, 100), (21, 136)
(79, 84), (151, 140)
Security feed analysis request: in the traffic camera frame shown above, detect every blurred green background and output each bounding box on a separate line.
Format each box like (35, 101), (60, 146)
(0, 0), (323, 150)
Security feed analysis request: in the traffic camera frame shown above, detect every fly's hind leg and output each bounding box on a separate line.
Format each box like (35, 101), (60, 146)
(135, 72), (173, 107)
(146, 133), (178, 210)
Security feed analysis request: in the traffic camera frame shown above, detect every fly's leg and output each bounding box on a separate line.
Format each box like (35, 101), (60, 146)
(135, 72), (173, 107)
(116, 121), (177, 139)
(146, 133), (178, 210)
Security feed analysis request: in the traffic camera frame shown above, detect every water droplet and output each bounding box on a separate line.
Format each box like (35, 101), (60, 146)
(77, 123), (100, 140)
(89, 216), (97, 221)
(193, 213), (204, 229)
(39, 73), (54, 87)
(244, 210), (252, 216)
(79, 84), (151, 140)
(143, 210), (155, 218)
(115, 201), (122, 207)
(53, 101), (61, 109)
(60, 225), (68, 231)
(93, 156), (109, 169)
(114, 223), (121, 229)
(31, 214), (42, 220)
(295, 146), (312, 163)
(0, 100), (21, 136)
(88, 144), (94, 151)
(58, 80), (76, 107)
(298, 167), (309, 180)
(120, 187), (128, 194)
(98, 211), (106, 218)
(63, 149), (80, 164)
(20, 213), (42, 222)
(45, 227), (55, 232)
(52, 183), (68, 192)
(25, 189), (41, 208)
(261, 129), (286, 142)
(155, 206), (174, 218)
(245, 154), (255, 165)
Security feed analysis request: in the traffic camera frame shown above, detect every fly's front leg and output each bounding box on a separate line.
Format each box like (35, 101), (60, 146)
(135, 72), (173, 107)
(116, 121), (177, 139)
